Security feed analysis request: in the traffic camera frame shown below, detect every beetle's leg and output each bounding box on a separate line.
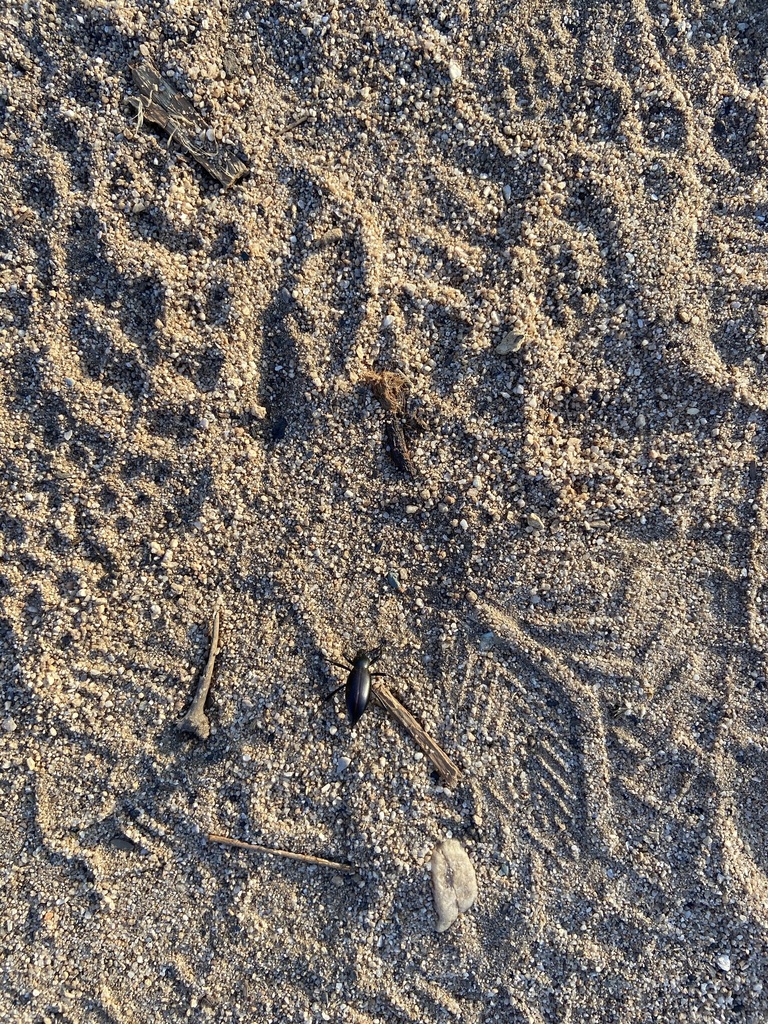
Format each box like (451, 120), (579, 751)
(326, 682), (346, 700)
(326, 659), (352, 672)
(368, 645), (384, 667)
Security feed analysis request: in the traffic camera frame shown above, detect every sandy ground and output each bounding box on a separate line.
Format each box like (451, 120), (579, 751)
(2, 0), (768, 1020)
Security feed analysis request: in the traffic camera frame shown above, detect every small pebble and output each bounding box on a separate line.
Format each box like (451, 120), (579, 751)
(495, 331), (524, 355)
(448, 60), (462, 83)
(526, 513), (545, 531)
(385, 573), (402, 592)
(2, 717), (16, 733)
(381, 314), (394, 330)
(337, 756), (351, 773)
(478, 632), (495, 652)
(716, 954), (731, 972)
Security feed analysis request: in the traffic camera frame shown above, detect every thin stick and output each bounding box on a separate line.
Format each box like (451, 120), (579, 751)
(280, 112), (310, 134)
(208, 833), (356, 873)
(373, 684), (462, 788)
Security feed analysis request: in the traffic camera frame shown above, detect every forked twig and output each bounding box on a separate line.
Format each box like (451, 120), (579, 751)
(373, 684), (462, 788)
(208, 833), (356, 873)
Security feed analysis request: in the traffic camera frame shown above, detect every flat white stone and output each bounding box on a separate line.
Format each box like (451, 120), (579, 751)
(431, 839), (477, 932)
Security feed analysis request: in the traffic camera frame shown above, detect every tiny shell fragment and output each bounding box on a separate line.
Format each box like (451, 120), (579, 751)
(431, 839), (477, 932)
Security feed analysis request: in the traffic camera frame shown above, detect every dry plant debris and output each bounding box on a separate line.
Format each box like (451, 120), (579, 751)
(127, 58), (248, 188)
(364, 370), (425, 477)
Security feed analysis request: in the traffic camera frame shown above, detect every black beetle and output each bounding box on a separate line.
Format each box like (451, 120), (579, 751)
(327, 647), (383, 727)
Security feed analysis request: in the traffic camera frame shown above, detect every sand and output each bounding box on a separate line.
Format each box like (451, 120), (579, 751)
(2, 0), (768, 1020)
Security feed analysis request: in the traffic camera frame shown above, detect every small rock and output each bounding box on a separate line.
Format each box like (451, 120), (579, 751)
(478, 632), (495, 652)
(526, 513), (545, 531)
(676, 306), (692, 324)
(110, 835), (137, 853)
(495, 331), (524, 355)
(502, 184), (512, 202)
(315, 227), (343, 248)
(381, 314), (394, 330)
(337, 756), (351, 773)
(431, 839), (478, 932)
(716, 954), (731, 972)
(385, 573), (402, 592)
(448, 60), (462, 83)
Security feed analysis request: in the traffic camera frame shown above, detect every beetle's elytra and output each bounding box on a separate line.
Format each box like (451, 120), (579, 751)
(328, 647), (383, 728)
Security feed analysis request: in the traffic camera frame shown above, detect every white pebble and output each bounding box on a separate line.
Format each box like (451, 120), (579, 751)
(716, 954), (731, 972)
(337, 756), (351, 772)
(2, 717), (16, 733)
(381, 314), (394, 330)
(448, 61), (462, 83)
(503, 184), (512, 202)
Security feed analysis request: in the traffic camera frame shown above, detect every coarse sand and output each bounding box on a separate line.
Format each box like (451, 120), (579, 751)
(2, 0), (768, 1021)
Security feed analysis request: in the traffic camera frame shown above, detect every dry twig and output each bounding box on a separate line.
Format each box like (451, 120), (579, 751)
(208, 833), (356, 873)
(373, 684), (462, 788)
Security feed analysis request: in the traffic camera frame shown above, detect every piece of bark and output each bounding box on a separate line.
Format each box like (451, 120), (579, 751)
(128, 58), (248, 188)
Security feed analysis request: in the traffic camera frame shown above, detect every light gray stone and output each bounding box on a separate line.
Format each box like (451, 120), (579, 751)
(431, 839), (477, 932)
